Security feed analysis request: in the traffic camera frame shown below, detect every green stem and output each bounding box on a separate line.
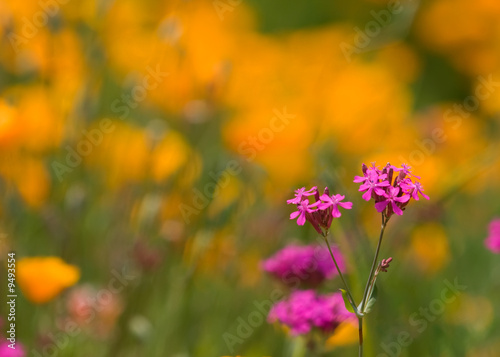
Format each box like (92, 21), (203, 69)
(360, 214), (387, 314)
(322, 233), (357, 310)
(358, 317), (363, 357)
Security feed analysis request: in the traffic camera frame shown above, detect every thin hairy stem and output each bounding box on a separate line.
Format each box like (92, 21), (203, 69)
(358, 317), (363, 357)
(360, 214), (387, 313)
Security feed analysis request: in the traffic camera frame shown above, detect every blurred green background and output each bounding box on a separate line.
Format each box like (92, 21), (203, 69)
(1, 0), (500, 356)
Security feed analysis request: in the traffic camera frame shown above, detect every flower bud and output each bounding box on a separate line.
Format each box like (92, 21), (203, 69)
(362, 163), (368, 176)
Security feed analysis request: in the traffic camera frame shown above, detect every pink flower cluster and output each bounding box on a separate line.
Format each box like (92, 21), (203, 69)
(261, 244), (345, 288)
(354, 163), (429, 217)
(287, 187), (352, 233)
(485, 218), (500, 254)
(268, 290), (354, 336)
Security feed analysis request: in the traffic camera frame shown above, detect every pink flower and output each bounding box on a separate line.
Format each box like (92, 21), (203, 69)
(400, 180), (429, 201)
(261, 244), (345, 287)
(318, 194), (353, 218)
(485, 218), (500, 254)
(290, 199), (319, 226)
(392, 163), (421, 180)
(355, 162), (429, 217)
(374, 186), (410, 216)
(287, 186), (317, 205)
(356, 174), (390, 201)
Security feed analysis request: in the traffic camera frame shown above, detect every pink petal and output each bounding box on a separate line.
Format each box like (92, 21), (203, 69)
(332, 206), (341, 218)
(362, 190), (372, 201)
(374, 187), (386, 196)
(319, 194), (331, 202)
(391, 201), (403, 215)
(374, 201), (388, 212)
(290, 211), (300, 219)
(297, 213), (306, 225)
(397, 194), (411, 203)
(338, 201), (352, 209)
(318, 202), (331, 210)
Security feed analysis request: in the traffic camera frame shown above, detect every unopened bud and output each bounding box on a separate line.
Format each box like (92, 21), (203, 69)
(362, 163), (368, 176)
(380, 257), (393, 272)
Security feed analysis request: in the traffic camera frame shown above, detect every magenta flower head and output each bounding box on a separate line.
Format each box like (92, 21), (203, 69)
(0, 341), (26, 357)
(354, 162), (429, 218)
(261, 244), (345, 288)
(267, 290), (355, 336)
(288, 187), (352, 234)
(287, 186), (317, 205)
(485, 218), (500, 254)
(289, 199), (320, 226)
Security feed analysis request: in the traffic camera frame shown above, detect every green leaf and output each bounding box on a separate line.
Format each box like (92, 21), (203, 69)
(370, 284), (378, 301)
(364, 284), (378, 314)
(340, 289), (355, 314)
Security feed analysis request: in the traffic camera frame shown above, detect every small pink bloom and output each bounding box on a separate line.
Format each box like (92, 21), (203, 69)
(392, 163), (421, 180)
(374, 186), (410, 216)
(287, 186), (317, 205)
(318, 194), (353, 218)
(357, 175), (390, 201)
(290, 199), (319, 226)
(400, 180), (429, 201)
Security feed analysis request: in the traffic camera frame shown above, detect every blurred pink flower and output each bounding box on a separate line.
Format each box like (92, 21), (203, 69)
(485, 218), (500, 254)
(268, 290), (354, 336)
(261, 244), (345, 287)
(0, 342), (25, 357)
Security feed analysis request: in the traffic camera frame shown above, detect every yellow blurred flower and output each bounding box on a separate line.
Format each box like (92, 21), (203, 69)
(321, 62), (412, 155)
(0, 87), (63, 152)
(9, 157), (50, 208)
(17, 256), (80, 304)
(150, 131), (189, 183)
(0, 99), (21, 148)
(85, 121), (149, 188)
(416, 0), (500, 75)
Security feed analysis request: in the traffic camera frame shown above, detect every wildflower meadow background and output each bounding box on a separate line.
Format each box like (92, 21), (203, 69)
(1, 0), (500, 356)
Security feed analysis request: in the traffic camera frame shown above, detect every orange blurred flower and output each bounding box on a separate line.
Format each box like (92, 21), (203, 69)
(17, 257), (80, 304)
